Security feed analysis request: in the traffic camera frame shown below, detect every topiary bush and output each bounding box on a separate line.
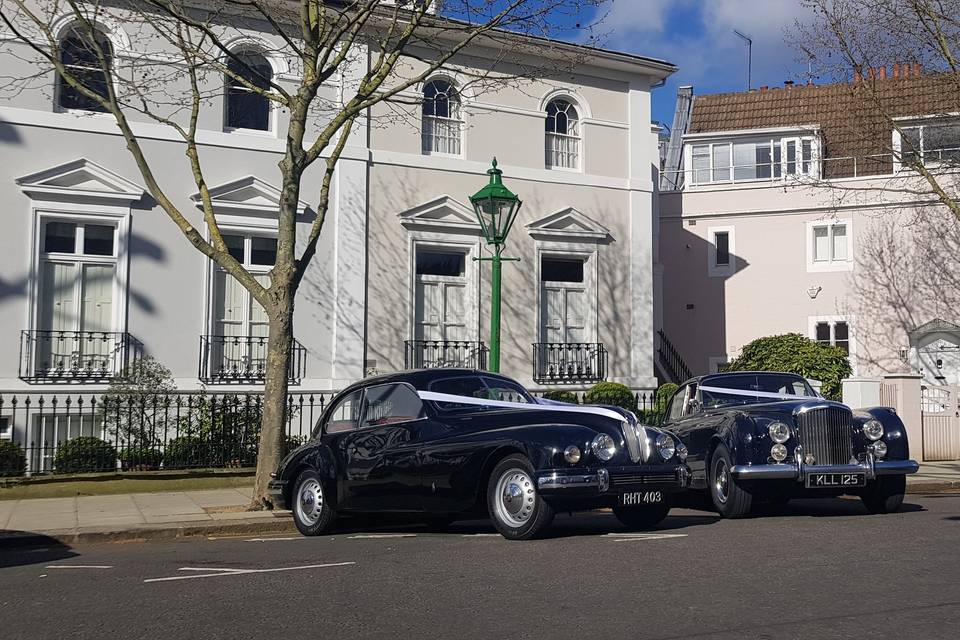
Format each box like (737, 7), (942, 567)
(0, 440), (27, 477)
(724, 333), (852, 400)
(542, 390), (580, 404)
(584, 381), (637, 413)
(54, 437), (117, 474)
(118, 447), (163, 471)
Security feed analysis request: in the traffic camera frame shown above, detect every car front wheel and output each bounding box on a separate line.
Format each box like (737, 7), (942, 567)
(709, 443), (753, 518)
(860, 475), (906, 514)
(292, 469), (336, 536)
(612, 503), (670, 530)
(487, 455), (554, 540)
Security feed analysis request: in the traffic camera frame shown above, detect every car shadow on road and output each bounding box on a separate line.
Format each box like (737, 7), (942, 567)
(0, 533), (80, 568)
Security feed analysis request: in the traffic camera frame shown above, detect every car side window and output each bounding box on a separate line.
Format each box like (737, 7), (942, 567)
(325, 390), (362, 433)
(682, 383), (700, 416)
(666, 386), (687, 423)
(361, 384), (426, 427)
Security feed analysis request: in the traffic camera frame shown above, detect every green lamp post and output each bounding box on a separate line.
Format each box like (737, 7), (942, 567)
(469, 158), (522, 373)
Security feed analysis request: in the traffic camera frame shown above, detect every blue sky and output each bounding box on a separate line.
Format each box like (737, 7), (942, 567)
(584, 0), (817, 127)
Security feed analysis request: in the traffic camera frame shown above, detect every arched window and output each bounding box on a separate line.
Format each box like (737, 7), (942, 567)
(422, 79), (461, 155)
(225, 51), (273, 131)
(57, 26), (113, 112)
(545, 99), (580, 169)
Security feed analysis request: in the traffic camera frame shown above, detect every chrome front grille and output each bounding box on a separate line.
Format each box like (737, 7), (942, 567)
(796, 406), (853, 465)
(611, 472), (677, 485)
(621, 421), (642, 463)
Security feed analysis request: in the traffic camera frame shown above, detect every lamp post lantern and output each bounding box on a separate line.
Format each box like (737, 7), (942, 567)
(469, 158), (522, 373)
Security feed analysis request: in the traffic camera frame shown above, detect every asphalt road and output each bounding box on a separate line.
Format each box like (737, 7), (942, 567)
(2, 494), (959, 640)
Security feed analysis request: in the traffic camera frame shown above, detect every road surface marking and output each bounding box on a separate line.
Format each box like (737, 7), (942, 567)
(45, 565), (114, 569)
(347, 533), (417, 539)
(244, 537), (306, 542)
(144, 562), (355, 583)
(461, 533), (501, 537)
(608, 533), (688, 542)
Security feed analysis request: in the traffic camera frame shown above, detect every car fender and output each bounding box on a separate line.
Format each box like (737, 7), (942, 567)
(713, 412), (753, 463)
(279, 442), (340, 508)
(855, 407), (911, 460)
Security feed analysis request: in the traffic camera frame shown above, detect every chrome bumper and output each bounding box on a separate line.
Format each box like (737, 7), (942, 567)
(536, 465), (691, 492)
(730, 451), (919, 482)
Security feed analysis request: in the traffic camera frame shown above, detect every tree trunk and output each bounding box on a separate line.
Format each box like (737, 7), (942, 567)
(250, 304), (293, 509)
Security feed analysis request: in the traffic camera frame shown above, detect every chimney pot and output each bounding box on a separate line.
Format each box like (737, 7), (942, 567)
(913, 62), (922, 76)
(807, 79), (814, 86)
(868, 67), (876, 80)
(902, 63), (910, 78)
(878, 66), (887, 79)
(760, 85), (768, 91)
(784, 80), (794, 87)
(893, 63), (900, 79)
(853, 68), (862, 83)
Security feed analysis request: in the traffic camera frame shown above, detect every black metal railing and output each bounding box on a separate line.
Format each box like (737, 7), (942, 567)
(656, 329), (692, 384)
(404, 340), (488, 370)
(19, 331), (136, 382)
(199, 335), (307, 384)
(0, 390), (333, 476)
(532, 342), (607, 384)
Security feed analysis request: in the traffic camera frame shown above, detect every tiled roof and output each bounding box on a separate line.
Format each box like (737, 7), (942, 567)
(688, 72), (960, 178)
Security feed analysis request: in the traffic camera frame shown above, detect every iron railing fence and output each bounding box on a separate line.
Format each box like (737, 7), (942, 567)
(656, 329), (692, 385)
(404, 340), (488, 370)
(0, 391), (334, 477)
(19, 331), (139, 382)
(532, 342), (607, 384)
(198, 335), (307, 383)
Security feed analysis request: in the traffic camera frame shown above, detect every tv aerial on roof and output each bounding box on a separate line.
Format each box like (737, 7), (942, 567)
(734, 30), (753, 90)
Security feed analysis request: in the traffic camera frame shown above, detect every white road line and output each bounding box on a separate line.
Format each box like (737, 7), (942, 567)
(347, 533), (417, 539)
(244, 537), (306, 542)
(143, 562), (355, 583)
(461, 533), (501, 537)
(608, 533), (688, 542)
(45, 565), (114, 569)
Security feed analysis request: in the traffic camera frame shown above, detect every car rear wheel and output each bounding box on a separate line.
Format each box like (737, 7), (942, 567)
(612, 503), (670, 530)
(487, 455), (554, 540)
(860, 475), (906, 514)
(292, 469), (336, 536)
(709, 444), (752, 518)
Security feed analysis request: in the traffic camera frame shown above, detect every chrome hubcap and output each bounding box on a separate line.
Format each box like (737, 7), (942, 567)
(494, 469), (536, 528)
(296, 478), (323, 525)
(714, 458), (729, 504)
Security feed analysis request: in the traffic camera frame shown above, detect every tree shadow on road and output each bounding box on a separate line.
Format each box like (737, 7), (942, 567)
(0, 533), (80, 568)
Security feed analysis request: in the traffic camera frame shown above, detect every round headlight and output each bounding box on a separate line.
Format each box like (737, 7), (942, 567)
(768, 421), (791, 444)
(563, 445), (581, 464)
(591, 434), (617, 461)
(863, 419), (884, 441)
(656, 433), (676, 461)
(676, 441), (688, 462)
(872, 440), (888, 459)
(770, 443), (788, 462)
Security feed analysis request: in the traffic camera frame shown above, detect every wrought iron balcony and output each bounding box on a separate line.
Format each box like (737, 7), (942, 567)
(532, 342), (607, 384)
(199, 335), (307, 383)
(19, 330), (135, 381)
(404, 340), (488, 370)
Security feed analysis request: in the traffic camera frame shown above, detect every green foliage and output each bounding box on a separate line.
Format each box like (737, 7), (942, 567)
(656, 383), (679, 413)
(584, 381), (637, 413)
(542, 390), (580, 404)
(100, 356), (177, 446)
(0, 440), (27, 477)
(54, 437), (117, 474)
(118, 447), (163, 471)
(163, 436), (206, 470)
(634, 409), (661, 425)
(724, 333), (852, 400)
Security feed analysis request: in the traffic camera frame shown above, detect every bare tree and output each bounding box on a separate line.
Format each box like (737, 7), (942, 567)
(0, 0), (603, 507)
(792, 0), (959, 216)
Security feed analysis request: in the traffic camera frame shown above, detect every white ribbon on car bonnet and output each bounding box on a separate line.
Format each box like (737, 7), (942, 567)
(416, 390), (628, 423)
(698, 385), (818, 402)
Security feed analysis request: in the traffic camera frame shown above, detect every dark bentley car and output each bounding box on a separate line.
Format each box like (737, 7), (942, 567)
(269, 369), (690, 540)
(661, 371), (919, 518)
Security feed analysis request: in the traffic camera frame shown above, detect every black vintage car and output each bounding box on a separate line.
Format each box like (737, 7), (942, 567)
(269, 369), (691, 540)
(660, 371), (919, 518)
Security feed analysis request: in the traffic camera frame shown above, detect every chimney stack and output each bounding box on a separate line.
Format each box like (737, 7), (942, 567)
(878, 66), (887, 79)
(868, 67), (877, 80)
(913, 62), (922, 76)
(854, 68), (862, 83)
(892, 63), (900, 79)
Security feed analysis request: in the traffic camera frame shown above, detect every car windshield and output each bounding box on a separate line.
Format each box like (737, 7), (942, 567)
(699, 374), (818, 409)
(428, 375), (533, 411)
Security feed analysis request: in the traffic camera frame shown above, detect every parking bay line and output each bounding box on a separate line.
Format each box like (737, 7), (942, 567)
(45, 565), (114, 569)
(347, 533), (418, 539)
(143, 562), (355, 583)
(605, 533), (688, 542)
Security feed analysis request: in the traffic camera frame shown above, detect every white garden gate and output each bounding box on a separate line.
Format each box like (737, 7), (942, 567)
(920, 384), (960, 461)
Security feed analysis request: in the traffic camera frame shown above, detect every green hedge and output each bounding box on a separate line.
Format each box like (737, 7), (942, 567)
(0, 440), (27, 477)
(541, 390), (580, 404)
(118, 447), (163, 471)
(54, 437), (117, 474)
(584, 382), (637, 413)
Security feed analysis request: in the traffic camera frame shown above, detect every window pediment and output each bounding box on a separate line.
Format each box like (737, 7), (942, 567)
(16, 158), (145, 205)
(191, 176), (308, 217)
(398, 195), (480, 233)
(526, 207), (610, 241)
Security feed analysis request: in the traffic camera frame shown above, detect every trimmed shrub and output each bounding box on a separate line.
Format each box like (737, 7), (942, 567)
(0, 440), (27, 477)
(542, 390), (580, 404)
(584, 381), (637, 413)
(163, 436), (207, 470)
(656, 383), (679, 414)
(54, 437), (117, 474)
(634, 409), (661, 426)
(118, 447), (163, 471)
(724, 333), (852, 400)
